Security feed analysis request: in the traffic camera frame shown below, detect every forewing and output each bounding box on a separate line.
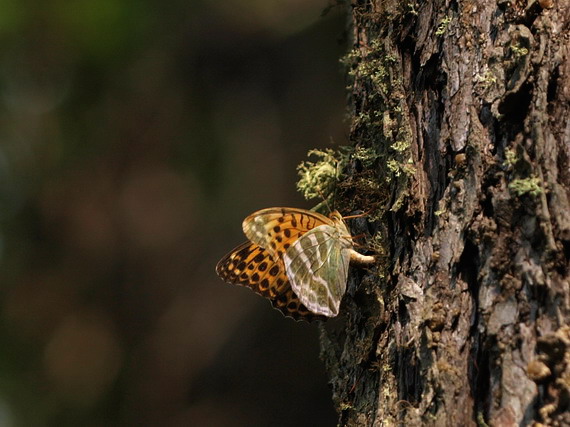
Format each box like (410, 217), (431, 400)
(283, 225), (352, 317)
(216, 241), (325, 321)
(242, 208), (331, 260)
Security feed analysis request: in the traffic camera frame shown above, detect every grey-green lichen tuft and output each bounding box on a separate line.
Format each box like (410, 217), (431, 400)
(297, 148), (349, 205)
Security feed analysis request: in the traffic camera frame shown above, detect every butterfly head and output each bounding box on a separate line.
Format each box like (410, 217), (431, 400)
(328, 210), (353, 246)
(328, 210), (343, 223)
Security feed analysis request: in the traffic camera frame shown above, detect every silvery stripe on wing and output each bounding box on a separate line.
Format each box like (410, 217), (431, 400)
(242, 216), (270, 248)
(307, 232), (327, 270)
(284, 231), (328, 314)
(320, 241), (346, 315)
(253, 217), (267, 241)
(316, 231), (330, 264)
(283, 226), (343, 316)
(285, 226), (335, 278)
(308, 228), (338, 276)
(287, 236), (312, 274)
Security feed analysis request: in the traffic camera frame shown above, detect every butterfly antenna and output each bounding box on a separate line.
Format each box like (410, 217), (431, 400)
(342, 207), (375, 220)
(314, 186), (333, 214)
(332, 153), (339, 212)
(348, 233), (367, 246)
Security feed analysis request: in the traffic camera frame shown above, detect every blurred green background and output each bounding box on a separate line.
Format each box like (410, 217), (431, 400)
(0, 1), (349, 425)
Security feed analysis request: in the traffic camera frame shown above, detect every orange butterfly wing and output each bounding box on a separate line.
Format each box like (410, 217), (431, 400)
(242, 207), (331, 259)
(216, 241), (325, 321)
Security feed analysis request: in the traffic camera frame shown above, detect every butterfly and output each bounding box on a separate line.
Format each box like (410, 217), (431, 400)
(216, 208), (375, 321)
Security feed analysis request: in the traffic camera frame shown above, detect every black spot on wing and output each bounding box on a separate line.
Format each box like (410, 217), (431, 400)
(215, 240), (327, 322)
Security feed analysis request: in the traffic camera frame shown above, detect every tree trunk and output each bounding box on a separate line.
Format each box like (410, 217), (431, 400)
(321, 1), (570, 425)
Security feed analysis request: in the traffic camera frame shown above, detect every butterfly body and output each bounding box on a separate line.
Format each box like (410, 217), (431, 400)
(216, 207), (374, 320)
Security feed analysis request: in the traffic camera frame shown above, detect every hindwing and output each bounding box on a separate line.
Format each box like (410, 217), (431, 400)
(216, 241), (325, 321)
(282, 224), (352, 317)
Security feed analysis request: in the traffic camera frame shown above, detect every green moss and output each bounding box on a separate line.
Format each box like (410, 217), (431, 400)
(353, 112), (378, 128)
(390, 190), (408, 212)
(475, 69), (498, 89)
(407, 2), (419, 15)
(343, 40), (402, 101)
(434, 208), (446, 217)
(503, 148), (517, 168)
(476, 412), (489, 427)
(510, 43), (529, 58)
(435, 16), (452, 36)
(339, 37), (413, 214)
(385, 157), (415, 180)
(391, 139), (410, 153)
(508, 176), (542, 197)
(402, 159), (416, 176)
(296, 146), (386, 206)
(352, 146), (380, 168)
(386, 159), (401, 176)
(342, 40), (412, 185)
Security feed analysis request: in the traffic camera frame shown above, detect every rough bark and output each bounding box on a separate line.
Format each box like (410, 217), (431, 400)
(321, 1), (570, 426)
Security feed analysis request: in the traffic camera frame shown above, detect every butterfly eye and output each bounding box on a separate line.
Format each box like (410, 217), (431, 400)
(329, 211), (342, 221)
